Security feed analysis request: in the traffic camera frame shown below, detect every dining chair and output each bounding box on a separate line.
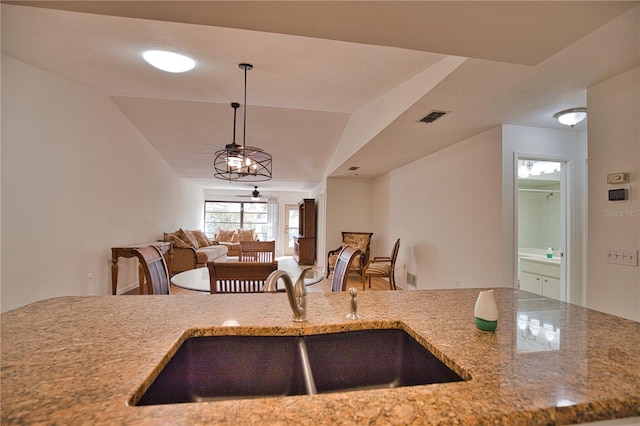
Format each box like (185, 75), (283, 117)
(331, 246), (362, 292)
(207, 261), (278, 293)
(362, 238), (400, 290)
(132, 245), (170, 295)
(239, 240), (275, 263)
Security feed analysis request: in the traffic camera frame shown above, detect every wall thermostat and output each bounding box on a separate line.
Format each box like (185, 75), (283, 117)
(607, 172), (629, 184)
(608, 187), (629, 202)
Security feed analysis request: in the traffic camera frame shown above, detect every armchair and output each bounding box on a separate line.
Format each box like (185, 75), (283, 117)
(362, 238), (400, 290)
(326, 232), (373, 278)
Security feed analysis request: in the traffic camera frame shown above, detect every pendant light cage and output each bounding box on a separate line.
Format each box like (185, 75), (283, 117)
(213, 147), (273, 182)
(214, 63), (272, 182)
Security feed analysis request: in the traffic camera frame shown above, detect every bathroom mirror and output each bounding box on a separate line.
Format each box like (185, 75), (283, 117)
(517, 160), (562, 252)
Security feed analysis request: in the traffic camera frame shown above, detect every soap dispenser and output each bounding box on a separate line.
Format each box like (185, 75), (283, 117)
(547, 247), (553, 258)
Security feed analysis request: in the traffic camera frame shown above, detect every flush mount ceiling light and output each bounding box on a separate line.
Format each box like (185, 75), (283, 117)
(213, 63), (272, 182)
(142, 50), (195, 73)
(554, 108), (587, 127)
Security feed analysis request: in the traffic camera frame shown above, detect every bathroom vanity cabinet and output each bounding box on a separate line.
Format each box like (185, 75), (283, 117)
(519, 257), (561, 300)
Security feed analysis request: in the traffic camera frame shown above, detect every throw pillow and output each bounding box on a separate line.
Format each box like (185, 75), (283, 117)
(177, 228), (199, 249)
(165, 234), (191, 249)
(191, 230), (211, 248)
(216, 229), (235, 243)
(237, 228), (255, 242)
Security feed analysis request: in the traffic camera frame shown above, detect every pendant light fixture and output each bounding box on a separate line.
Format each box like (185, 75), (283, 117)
(214, 63), (272, 182)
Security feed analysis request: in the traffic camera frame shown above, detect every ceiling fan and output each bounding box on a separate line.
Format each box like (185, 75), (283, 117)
(236, 186), (276, 201)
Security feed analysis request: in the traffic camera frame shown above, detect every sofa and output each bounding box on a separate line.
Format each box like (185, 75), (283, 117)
(163, 229), (228, 273)
(213, 229), (259, 257)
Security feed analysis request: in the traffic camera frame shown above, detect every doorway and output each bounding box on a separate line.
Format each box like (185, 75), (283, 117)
(516, 158), (567, 301)
(284, 204), (299, 256)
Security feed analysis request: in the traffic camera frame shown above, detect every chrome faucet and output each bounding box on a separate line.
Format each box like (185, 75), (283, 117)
(263, 267), (312, 322)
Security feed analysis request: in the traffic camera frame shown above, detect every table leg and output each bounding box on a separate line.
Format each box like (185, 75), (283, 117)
(111, 257), (119, 295)
(167, 250), (173, 277)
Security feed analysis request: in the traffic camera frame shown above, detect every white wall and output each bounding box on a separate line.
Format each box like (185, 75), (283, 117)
(1, 56), (202, 312)
(373, 126), (504, 290)
(325, 177), (373, 257)
(502, 124), (587, 305)
(587, 67), (639, 322)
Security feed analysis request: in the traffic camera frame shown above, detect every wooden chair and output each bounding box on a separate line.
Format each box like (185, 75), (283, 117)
(132, 246), (170, 295)
(331, 247), (362, 292)
(326, 232), (373, 278)
(362, 238), (400, 290)
(239, 240), (275, 263)
(207, 261), (278, 294)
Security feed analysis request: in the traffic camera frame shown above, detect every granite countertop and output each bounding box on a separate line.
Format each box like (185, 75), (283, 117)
(2, 288), (639, 425)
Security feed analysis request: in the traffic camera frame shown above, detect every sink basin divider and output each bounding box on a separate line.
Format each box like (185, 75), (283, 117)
(296, 336), (317, 395)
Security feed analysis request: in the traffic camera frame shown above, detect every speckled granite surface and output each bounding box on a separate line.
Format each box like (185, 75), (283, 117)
(2, 289), (639, 425)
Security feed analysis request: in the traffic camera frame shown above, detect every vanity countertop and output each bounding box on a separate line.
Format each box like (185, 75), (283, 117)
(520, 255), (562, 266)
(2, 289), (639, 425)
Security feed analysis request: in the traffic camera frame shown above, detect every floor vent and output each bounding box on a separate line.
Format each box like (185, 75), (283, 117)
(419, 110), (448, 124)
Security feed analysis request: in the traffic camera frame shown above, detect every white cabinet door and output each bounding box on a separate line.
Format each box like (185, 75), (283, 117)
(542, 277), (561, 300)
(520, 271), (543, 295)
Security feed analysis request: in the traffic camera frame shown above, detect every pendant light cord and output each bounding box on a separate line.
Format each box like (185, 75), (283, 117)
(232, 103), (238, 146)
(242, 65), (248, 150)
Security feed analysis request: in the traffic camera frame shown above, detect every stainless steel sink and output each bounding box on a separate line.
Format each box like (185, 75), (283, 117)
(133, 329), (465, 406)
(304, 328), (464, 394)
(135, 335), (307, 405)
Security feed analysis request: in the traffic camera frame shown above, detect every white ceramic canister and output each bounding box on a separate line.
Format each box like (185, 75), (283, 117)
(474, 290), (498, 331)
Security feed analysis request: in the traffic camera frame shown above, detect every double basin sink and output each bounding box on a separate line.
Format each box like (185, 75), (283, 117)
(134, 328), (466, 405)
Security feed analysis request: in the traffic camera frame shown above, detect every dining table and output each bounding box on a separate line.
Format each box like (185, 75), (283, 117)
(171, 262), (324, 293)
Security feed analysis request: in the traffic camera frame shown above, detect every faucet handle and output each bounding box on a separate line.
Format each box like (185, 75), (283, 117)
(346, 287), (361, 320)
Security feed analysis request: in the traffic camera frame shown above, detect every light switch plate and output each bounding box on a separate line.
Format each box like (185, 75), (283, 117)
(605, 248), (638, 266)
(607, 172), (629, 184)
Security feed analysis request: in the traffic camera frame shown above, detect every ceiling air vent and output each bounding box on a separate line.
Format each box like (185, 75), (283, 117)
(419, 110), (448, 124)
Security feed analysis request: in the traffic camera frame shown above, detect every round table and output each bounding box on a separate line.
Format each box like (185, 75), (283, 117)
(171, 263), (324, 292)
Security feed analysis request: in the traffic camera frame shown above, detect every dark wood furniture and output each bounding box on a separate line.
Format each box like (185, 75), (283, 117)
(132, 246), (170, 295)
(239, 240), (275, 263)
(206, 261), (278, 293)
(293, 198), (316, 265)
(111, 241), (172, 295)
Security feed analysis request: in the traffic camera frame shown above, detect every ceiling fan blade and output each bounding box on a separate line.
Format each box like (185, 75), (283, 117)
(204, 143), (223, 148)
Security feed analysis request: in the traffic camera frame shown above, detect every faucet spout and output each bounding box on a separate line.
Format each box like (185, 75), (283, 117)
(264, 270), (307, 322)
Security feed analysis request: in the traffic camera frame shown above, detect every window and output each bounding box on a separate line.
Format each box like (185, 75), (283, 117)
(204, 201), (268, 241)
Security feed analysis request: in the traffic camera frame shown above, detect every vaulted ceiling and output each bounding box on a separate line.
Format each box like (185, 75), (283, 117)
(2, 1), (638, 193)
